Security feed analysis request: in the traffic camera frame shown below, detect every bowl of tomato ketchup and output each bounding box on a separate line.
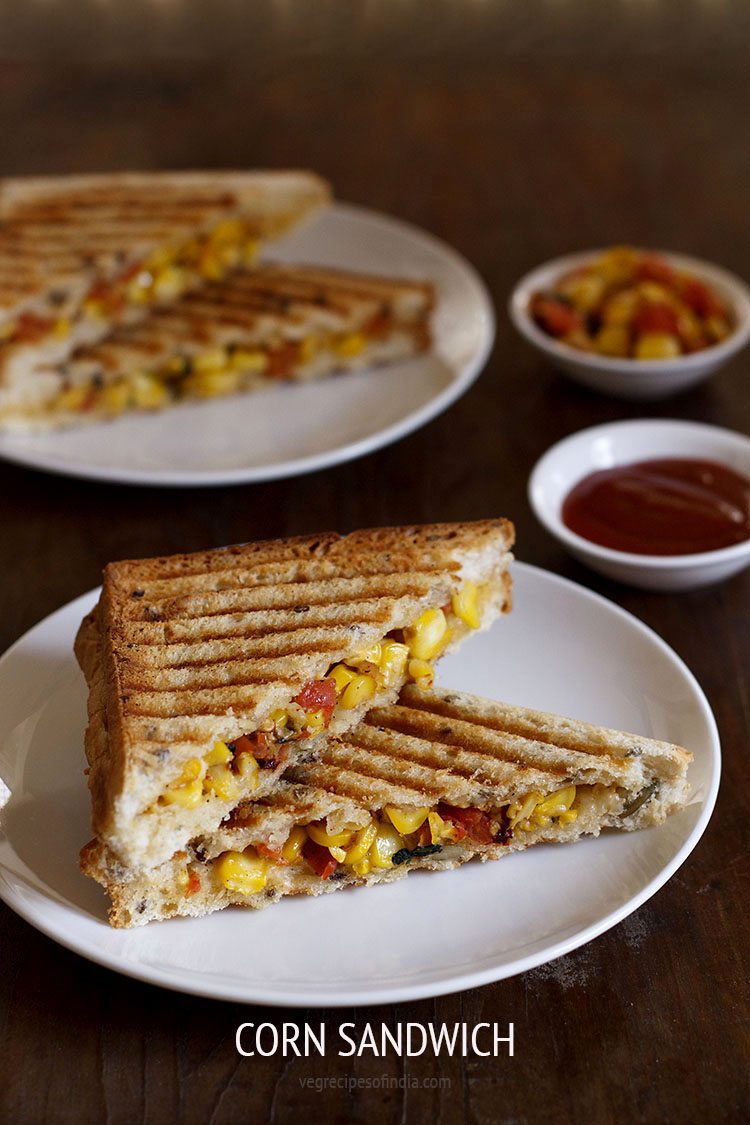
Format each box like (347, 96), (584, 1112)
(529, 419), (750, 590)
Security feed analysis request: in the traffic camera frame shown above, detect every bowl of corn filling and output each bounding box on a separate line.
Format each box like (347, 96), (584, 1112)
(509, 246), (750, 399)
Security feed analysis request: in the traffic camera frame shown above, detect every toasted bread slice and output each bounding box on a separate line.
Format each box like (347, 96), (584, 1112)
(0, 169), (330, 384)
(81, 684), (692, 927)
(1, 265), (434, 428)
(77, 521), (514, 872)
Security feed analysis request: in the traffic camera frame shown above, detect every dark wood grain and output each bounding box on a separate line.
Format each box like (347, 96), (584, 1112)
(1, 4), (749, 1123)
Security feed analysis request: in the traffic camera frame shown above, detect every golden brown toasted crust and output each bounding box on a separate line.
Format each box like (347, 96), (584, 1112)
(0, 170), (330, 310)
(80, 521), (514, 870)
(81, 683), (692, 927)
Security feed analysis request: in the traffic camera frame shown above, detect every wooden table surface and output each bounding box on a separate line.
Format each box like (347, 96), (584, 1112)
(1, 4), (749, 1122)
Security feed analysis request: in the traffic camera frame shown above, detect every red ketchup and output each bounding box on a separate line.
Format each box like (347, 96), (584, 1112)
(562, 458), (750, 556)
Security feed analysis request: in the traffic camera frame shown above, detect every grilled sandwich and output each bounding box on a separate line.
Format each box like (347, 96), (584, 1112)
(0, 169), (329, 389)
(76, 521), (514, 872)
(81, 684), (692, 927)
(4, 265), (434, 428)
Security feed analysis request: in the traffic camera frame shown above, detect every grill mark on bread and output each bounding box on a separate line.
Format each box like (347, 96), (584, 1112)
(393, 686), (685, 765)
(0, 171), (330, 310)
(118, 573), (446, 622)
(119, 601), (396, 646)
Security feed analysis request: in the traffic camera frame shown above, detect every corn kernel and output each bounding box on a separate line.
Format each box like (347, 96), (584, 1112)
(199, 252), (225, 281)
(340, 673), (377, 710)
(53, 317), (71, 338)
(334, 332), (366, 358)
(329, 846), (347, 862)
(535, 785), (577, 817)
(56, 385), (92, 411)
(369, 822), (404, 869)
(451, 582), (481, 630)
(153, 266), (187, 302)
(298, 336), (318, 364)
(408, 658), (434, 690)
(83, 298), (106, 319)
(634, 332), (681, 360)
(192, 348), (228, 373)
(378, 639), (410, 687)
(559, 271), (606, 313)
(205, 740), (233, 767)
(144, 245), (176, 273)
(352, 856), (372, 877)
(508, 791), (543, 829)
(211, 218), (245, 244)
(126, 276), (153, 305)
(205, 763), (240, 802)
(595, 324), (630, 357)
(385, 805), (429, 834)
(329, 663), (358, 694)
(343, 821), (378, 865)
(427, 810), (451, 844)
(601, 287), (640, 326)
(235, 752), (260, 790)
(558, 809), (579, 825)
(161, 778), (203, 808)
(305, 709), (327, 734)
(101, 380), (131, 414)
(215, 849), (268, 895)
(281, 826), (307, 863)
(187, 369), (242, 399)
(404, 607), (447, 661)
(348, 643), (382, 669)
(243, 239), (259, 266)
(130, 372), (169, 409)
(230, 348), (269, 374)
(307, 822), (354, 849)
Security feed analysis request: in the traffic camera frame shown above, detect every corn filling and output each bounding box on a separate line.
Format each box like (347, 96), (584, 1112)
(154, 590), (482, 811)
(48, 325), (392, 416)
(205, 785), (581, 897)
(1, 220), (260, 350)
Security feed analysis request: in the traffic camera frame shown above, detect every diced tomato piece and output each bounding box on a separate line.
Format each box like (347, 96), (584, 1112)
(632, 302), (680, 336)
(437, 803), (496, 845)
(302, 838), (338, 880)
(266, 341), (300, 378)
(233, 731), (274, 760)
(636, 256), (675, 285)
(14, 312), (53, 343)
(118, 261), (143, 283)
(364, 310), (393, 338)
(256, 842), (284, 862)
(531, 296), (585, 338)
(185, 871), (201, 897)
(679, 278), (725, 319)
(294, 678), (337, 724)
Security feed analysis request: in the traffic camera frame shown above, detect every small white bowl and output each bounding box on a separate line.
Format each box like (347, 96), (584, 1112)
(509, 249), (750, 400)
(529, 419), (750, 590)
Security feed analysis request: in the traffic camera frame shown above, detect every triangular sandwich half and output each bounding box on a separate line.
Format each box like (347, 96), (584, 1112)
(0, 169), (330, 392)
(6, 264), (434, 429)
(76, 521), (514, 872)
(81, 684), (692, 927)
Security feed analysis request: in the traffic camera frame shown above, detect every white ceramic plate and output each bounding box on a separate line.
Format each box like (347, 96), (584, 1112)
(0, 564), (719, 1006)
(0, 204), (494, 487)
